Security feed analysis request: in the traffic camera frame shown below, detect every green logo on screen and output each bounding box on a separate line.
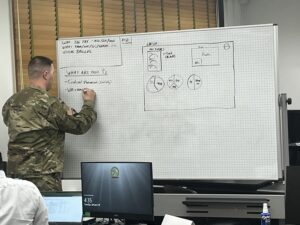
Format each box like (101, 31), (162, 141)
(83, 211), (91, 217)
(111, 167), (119, 178)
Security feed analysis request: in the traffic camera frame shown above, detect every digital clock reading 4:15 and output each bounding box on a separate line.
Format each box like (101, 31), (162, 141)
(84, 197), (93, 204)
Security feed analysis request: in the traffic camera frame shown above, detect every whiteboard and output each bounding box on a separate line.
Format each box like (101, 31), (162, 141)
(57, 24), (281, 180)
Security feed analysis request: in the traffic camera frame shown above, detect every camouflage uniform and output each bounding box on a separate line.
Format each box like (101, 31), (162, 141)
(2, 87), (97, 192)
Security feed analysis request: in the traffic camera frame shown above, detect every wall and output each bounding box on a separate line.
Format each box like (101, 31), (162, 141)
(0, 0), (15, 161)
(224, 0), (300, 109)
(1, 0), (300, 189)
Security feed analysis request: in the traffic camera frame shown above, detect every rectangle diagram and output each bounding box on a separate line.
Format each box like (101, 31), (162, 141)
(58, 37), (123, 68)
(143, 42), (235, 111)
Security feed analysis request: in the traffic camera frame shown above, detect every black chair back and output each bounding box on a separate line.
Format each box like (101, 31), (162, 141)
(0, 152), (7, 172)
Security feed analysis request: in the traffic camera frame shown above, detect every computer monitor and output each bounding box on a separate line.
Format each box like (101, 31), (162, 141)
(81, 162), (154, 223)
(42, 192), (82, 224)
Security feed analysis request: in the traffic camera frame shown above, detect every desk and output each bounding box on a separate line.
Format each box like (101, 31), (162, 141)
(61, 180), (285, 223)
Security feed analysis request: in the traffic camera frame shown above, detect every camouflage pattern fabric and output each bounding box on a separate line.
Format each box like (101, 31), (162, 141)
(13, 173), (62, 192)
(2, 87), (97, 192)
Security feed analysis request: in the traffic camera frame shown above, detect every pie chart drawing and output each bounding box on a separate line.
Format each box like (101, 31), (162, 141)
(167, 74), (183, 90)
(187, 74), (202, 90)
(146, 75), (165, 93)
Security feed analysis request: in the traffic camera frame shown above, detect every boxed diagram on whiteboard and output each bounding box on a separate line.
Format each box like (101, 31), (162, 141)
(143, 42), (235, 110)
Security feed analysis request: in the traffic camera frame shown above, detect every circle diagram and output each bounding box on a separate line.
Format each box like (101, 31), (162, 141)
(146, 75), (165, 93)
(187, 74), (202, 90)
(167, 74), (183, 90)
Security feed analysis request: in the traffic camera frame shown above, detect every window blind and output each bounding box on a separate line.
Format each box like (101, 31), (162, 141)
(12, 0), (218, 96)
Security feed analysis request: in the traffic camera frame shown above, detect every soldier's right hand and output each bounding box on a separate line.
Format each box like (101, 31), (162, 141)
(82, 88), (96, 102)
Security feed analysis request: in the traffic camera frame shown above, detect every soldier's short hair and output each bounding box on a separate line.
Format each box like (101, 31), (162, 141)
(28, 56), (53, 79)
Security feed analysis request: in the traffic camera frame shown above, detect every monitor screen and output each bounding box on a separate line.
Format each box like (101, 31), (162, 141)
(42, 192), (82, 223)
(81, 162), (154, 222)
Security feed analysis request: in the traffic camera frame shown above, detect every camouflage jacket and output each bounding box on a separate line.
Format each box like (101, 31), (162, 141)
(2, 87), (97, 176)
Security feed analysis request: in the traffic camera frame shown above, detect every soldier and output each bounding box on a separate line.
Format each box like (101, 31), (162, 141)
(2, 56), (97, 192)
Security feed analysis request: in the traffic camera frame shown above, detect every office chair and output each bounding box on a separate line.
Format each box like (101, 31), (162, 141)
(0, 152), (7, 172)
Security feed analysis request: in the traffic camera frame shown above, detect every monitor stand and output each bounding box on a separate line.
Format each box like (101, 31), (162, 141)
(124, 219), (142, 225)
(107, 218), (144, 225)
(88, 218), (148, 225)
